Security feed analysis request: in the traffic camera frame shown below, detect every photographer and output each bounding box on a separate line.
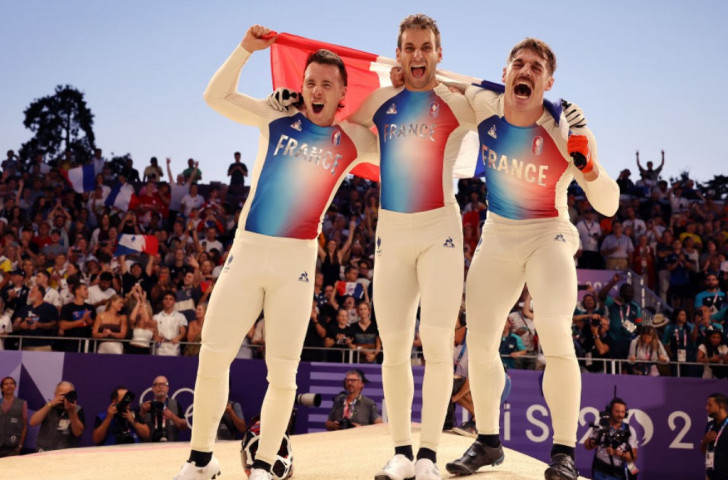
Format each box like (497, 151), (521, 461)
(139, 376), (187, 442)
(576, 315), (612, 374)
(584, 398), (638, 480)
(92, 387), (149, 445)
(29, 381), (84, 451)
(325, 370), (381, 431)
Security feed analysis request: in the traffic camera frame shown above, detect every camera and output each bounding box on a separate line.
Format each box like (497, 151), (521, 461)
(294, 393), (321, 408)
(115, 390), (135, 415)
(338, 417), (354, 429)
(590, 412), (631, 449)
(63, 390), (78, 403)
(591, 317), (602, 327)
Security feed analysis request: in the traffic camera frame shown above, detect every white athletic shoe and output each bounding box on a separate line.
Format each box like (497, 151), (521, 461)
(414, 459), (441, 480)
(173, 456), (221, 480)
(374, 454), (416, 480)
(248, 468), (273, 480)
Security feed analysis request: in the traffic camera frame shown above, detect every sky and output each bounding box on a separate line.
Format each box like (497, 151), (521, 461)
(2, 0), (727, 187)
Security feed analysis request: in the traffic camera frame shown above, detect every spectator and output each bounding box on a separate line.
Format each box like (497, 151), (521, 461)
(180, 183), (204, 218)
(599, 275), (642, 360)
(622, 206), (646, 242)
(165, 158), (192, 225)
(319, 226), (356, 287)
(199, 226), (223, 253)
(184, 303), (207, 357)
(576, 315), (612, 374)
(584, 397), (638, 480)
(126, 287), (157, 355)
(153, 291), (188, 356)
(92, 387), (149, 445)
(139, 375), (188, 442)
(0, 298), (12, 350)
(701, 393), (728, 480)
(350, 301), (381, 364)
(35, 270), (61, 311)
(499, 319), (526, 370)
(697, 329), (728, 379)
(0, 376), (27, 457)
(627, 325), (668, 376)
(143, 156), (164, 183)
(324, 309), (354, 363)
(666, 239), (696, 312)
(175, 270), (202, 324)
(631, 236), (656, 289)
(29, 380), (84, 452)
(120, 158), (141, 184)
(695, 273), (727, 316)
(616, 169), (636, 196)
(120, 255), (154, 296)
(1, 269), (29, 313)
(181, 158), (202, 184)
(636, 149), (664, 188)
(325, 369), (382, 431)
(227, 151), (248, 191)
(600, 221), (634, 271)
(92, 294), (127, 354)
(87, 271), (117, 315)
(301, 301), (327, 362)
(662, 308), (698, 377)
(576, 208), (603, 269)
(58, 282), (95, 353)
(12, 284), (58, 351)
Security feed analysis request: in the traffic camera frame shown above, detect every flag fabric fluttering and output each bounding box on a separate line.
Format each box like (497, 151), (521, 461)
(268, 32), (482, 181)
(62, 163), (97, 193)
(105, 183), (139, 212)
(114, 234), (158, 257)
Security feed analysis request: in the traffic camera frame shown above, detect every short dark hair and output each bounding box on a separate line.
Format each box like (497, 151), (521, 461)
(398, 13), (441, 49)
(709, 393), (728, 409)
(99, 272), (113, 282)
(305, 49), (348, 86)
(508, 38), (557, 75)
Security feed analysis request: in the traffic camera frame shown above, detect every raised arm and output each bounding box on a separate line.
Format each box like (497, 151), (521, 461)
(202, 25), (280, 128)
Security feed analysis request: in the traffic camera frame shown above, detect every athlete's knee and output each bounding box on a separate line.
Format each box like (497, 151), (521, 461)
(380, 330), (415, 366)
(419, 325), (453, 364)
(265, 356), (299, 390)
(197, 345), (236, 377)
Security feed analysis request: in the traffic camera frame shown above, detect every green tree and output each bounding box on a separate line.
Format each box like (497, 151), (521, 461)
(18, 84), (96, 168)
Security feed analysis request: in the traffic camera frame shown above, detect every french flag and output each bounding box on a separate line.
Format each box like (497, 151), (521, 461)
(269, 32), (482, 181)
(105, 183), (139, 212)
(62, 164), (96, 193)
(114, 234), (159, 257)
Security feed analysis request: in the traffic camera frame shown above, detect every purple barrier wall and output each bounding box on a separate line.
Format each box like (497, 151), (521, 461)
(2, 351), (724, 479)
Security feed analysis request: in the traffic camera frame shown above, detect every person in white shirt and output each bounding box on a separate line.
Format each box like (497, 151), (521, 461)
(153, 291), (188, 356)
(179, 184), (205, 218)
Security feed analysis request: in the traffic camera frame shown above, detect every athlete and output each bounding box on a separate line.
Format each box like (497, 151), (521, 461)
(347, 14), (476, 480)
(173, 25), (377, 480)
(444, 39), (619, 480)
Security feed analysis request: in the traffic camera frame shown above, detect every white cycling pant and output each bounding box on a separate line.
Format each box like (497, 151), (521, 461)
(466, 215), (581, 448)
(190, 230), (316, 465)
(373, 204), (463, 452)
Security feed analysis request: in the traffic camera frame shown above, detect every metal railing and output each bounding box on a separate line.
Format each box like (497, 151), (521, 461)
(2, 334), (724, 379)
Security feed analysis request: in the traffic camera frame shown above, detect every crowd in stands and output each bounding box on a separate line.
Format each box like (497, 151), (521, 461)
(0, 148), (726, 379)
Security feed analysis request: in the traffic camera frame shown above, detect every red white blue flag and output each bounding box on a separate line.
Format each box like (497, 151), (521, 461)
(269, 33), (483, 182)
(62, 164), (96, 193)
(114, 234), (158, 257)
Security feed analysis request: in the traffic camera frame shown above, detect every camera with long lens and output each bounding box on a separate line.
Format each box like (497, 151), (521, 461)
(115, 391), (135, 417)
(150, 400), (168, 442)
(294, 393), (321, 408)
